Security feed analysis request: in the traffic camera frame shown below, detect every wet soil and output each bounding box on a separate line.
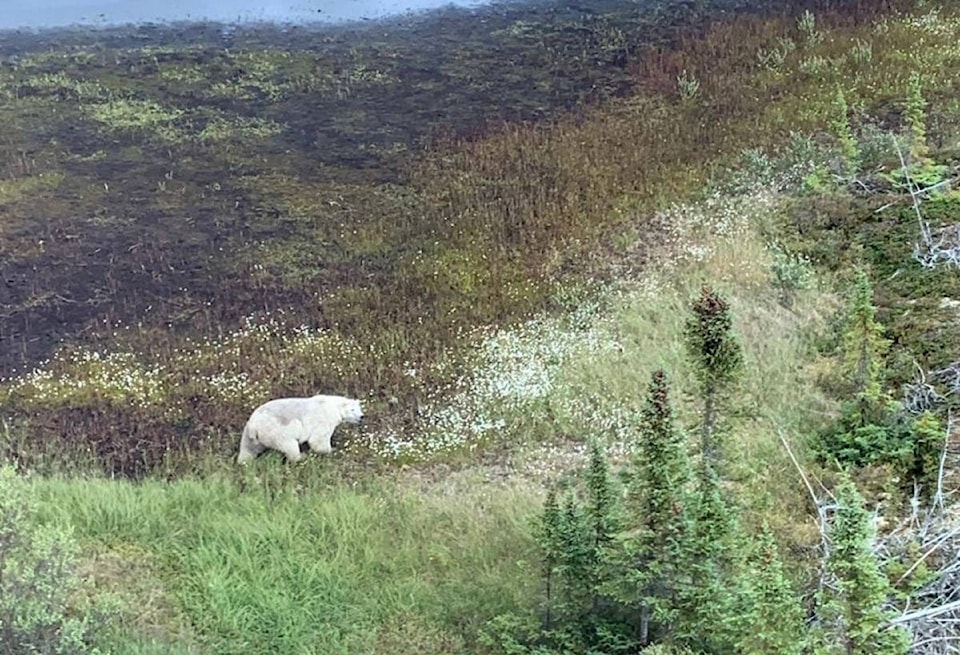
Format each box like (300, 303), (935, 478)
(0, 0), (824, 377)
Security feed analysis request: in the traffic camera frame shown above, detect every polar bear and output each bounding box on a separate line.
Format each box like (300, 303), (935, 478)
(237, 394), (364, 464)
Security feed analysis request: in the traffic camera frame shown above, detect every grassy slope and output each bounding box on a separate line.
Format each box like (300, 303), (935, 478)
(32, 468), (539, 654)
(7, 1), (960, 653)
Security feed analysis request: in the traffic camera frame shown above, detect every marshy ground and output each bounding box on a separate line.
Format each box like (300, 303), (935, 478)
(0, 0), (825, 475)
(2, 0), (958, 480)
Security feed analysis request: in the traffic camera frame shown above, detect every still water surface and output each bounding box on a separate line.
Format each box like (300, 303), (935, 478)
(0, 0), (491, 30)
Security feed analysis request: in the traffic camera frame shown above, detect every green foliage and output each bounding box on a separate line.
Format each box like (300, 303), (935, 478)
(814, 478), (911, 655)
(546, 446), (627, 652)
(885, 71), (948, 191)
(757, 36), (796, 73)
(802, 165), (835, 194)
(831, 86), (861, 181)
(684, 286), (744, 463)
(812, 268), (941, 490)
(624, 370), (692, 645)
(812, 267), (943, 491)
(674, 462), (747, 654)
(585, 441), (619, 612)
(0, 465), (105, 654)
(771, 244), (814, 308)
(847, 39), (873, 66)
(676, 70), (700, 103)
(908, 411), (944, 494)
(738, 526), (807, 655)
(85, 99), (185, 136)
(841, 268), (889, 402)
(814, 407), (913, 469)
(797, 10), (824, 49)
(478, 612), (547, 655)
(539, 487), (563, 632)
(486, 368), (812, 655)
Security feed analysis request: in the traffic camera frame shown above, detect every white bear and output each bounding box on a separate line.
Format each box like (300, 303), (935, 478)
(237, 394), (364, 464)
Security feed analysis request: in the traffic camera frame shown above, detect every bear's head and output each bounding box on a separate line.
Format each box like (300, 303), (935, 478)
(340, 397), (364, 424)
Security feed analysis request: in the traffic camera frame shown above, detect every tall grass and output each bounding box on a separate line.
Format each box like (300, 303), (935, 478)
(30, 469), (539, 654)
(465, 184), (837, 550)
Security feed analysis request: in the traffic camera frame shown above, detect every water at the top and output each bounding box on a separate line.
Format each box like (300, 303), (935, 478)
(0, 0), (491, 31)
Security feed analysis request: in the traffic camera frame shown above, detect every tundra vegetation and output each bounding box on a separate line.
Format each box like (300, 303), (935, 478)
(2, 0), (960, 653)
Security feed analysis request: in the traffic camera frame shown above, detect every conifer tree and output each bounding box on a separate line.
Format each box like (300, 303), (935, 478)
(676, 460), (747, 654)
(831, 86), (861, 180)
(586, 440), (617, 561)
(841, 267), (889, 409)
(627, 370), (692, 645)
(585, 441), (618, 622)
(815, 478), (911, 655)
(538, 487), (563, 631)
(738, 524), (807, 655)
(684, 285), (744, 464)
(557, 491), (591, 617)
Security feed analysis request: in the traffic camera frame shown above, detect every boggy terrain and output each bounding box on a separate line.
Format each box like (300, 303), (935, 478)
(0, 0), (938, 478)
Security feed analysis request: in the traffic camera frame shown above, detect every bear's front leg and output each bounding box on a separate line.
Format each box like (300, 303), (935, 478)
(307, 430), (334, 455)
(278, 438), (305, 463)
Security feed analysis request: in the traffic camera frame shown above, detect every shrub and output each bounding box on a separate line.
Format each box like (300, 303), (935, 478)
(811, 269), (944, 492)
(0, 464), (105, 653)
(771, 244), (814, 308)
(813, 478), (911, 655)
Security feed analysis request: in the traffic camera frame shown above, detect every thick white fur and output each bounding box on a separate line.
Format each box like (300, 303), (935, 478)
(237, 394), (364, 464)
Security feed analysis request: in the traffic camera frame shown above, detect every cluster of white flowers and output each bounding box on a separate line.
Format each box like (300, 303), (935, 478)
(651, 188), (782, 271)
(361, 187), (795, 464)
(365, 312), (621, 461)
(901, 8), (960, 36)
(4, 349), (167, 409)
(1, 312), (364, 414)
(206, 371), (268, 406)
(173, 313), (365, 382)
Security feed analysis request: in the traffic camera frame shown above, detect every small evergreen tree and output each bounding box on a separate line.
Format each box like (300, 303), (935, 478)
(684, 286), (744, 464)
(538, 487), (563, 632)
(584, 440), (621, 642)
(910, 411), (943, 496)
(841, 267), (889, 407)
(625, 370), (693, 646)
(831, 86), (860, 180)
(557, 491), (592, 621)
(815, 269), (942, 489)
(887, 70), (946, 189)
(815, 478), (911, 655)
(586, 441), (618, 568)
(675, 461), (747, 654)
(738, 524), (807, 655)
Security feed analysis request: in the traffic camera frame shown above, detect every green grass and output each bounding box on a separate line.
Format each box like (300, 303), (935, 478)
(30, 468), (539, 654)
